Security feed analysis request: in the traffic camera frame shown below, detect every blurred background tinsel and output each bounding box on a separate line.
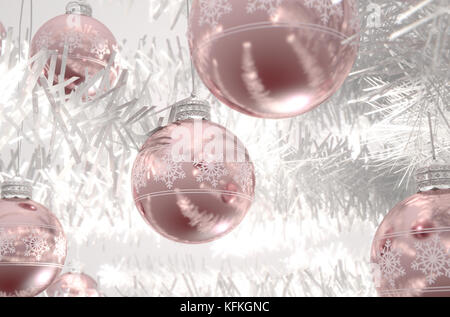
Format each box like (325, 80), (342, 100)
(0, 0), (448, 296)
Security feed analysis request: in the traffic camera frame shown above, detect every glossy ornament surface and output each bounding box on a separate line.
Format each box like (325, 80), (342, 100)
(30, 1), (118, 94)
(46, 272), (100, 297)
(189, 0), (360, 119)
(131, 118), (255, 244)
(371, 188), (450, 297)
(0, 181), (66, 297)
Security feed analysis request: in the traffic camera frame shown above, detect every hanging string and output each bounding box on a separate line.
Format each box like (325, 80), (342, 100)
(15, 0), (33, 177)
(16, 122), (23, 177)
(427, 111), (437, 161)
(14, 0), (34, 178)
(16, 0), (26, 177)
(186, 0), (196, 97)
(29, 0), (33, 45)
(18, 0), (25, 62)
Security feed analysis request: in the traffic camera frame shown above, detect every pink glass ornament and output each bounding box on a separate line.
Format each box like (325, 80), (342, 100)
(131, 99), (255, 243)
(0, 180), (66, 297)
(371, 165), (450, 297)
(189, 0), (360, 119)
(30, 1), (118, 94)
(0, 22), (6, 54)
(46, 272), (100, 297)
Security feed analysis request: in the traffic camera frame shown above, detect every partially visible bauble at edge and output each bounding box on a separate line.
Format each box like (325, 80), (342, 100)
(0, 180), (67, 297)
(370, 189), (450, 297)
(46, 272), (100, 297)
(0, 22), (6, 53)
(189, 0), (360, 119)
(131, 119), (255, 244)
(30, 1), (118, 95)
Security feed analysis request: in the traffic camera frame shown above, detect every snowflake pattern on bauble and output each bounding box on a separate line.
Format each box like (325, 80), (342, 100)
(60, 30), (82, 54)
(247, 0), (284, 16)
(53, 232), (66, 262)
(233, 162), (254, 194)
(0, 229), (15, 261)
(376, 239), (406, 288)
(199, 0), (232, 27)
(90, 32), (111, 59)
(194, 160), (229, 188)
(411, 235), (450, 285)
(35, 31), (55, 50)
(22, 233), (50, 261)
(133, 154), (150, 191)
(305, 0), (344, 24)
(154, 154), (186, 189)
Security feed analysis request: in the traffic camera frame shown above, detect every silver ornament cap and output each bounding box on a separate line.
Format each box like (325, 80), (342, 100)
(66, 0), (93, 17)
(1, 178), (33, 199)
(415, 163), (450, 192)
(171, 94), (211, 122)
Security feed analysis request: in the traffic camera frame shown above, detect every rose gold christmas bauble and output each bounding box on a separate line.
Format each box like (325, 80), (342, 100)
(30, 2), (118, 94)
(0, 22), (6, 54)
(46, 272), (100, 297)
(132, 119), (255, 243)
(371, 189), (450, 297)
(0, 183), (66, 297)
(189, 0), (360, 118)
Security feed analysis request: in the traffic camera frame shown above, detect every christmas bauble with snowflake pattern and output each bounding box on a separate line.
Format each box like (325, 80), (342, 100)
(30, 1), (118, 95)
(189, 0), (359, 119)
(0, 181), (66, 297)
(131, 118), (255, 244)
(46, 272), (100, 297)
(371, 188), (450, 297)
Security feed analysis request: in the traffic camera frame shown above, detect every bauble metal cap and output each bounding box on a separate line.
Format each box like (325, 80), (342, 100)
(1, 178), (33, 199)
(66, 1), (93, 17)
(415, 163), (450, 192)
(171, 95), (211, 122)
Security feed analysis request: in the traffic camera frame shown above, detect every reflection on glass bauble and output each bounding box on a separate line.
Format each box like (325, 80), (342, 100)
(30, 1), (118, 94)
(371, 189), (450, 297)
(189, 0), (359, 118)
(131, 119), (255, 243)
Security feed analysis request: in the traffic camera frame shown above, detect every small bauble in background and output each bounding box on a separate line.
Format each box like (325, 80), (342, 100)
(0, 22), (6, 53)
(30, 1), (118, 95)
(131, 97), (255, 243)
(189, 0), (359, 119)
(371, 165), (450, 297)
(0, 180), (66, 297)
(46, 272), (100, 297)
